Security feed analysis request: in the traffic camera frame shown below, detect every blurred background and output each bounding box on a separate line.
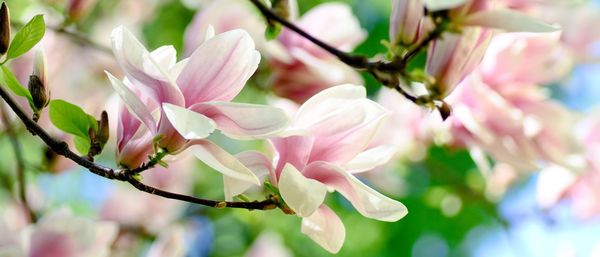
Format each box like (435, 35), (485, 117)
(1, 0), (600, 256)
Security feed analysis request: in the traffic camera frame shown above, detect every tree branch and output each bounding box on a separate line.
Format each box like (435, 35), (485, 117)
(247, 0), (445, 103)
(0, 85), (280, 212)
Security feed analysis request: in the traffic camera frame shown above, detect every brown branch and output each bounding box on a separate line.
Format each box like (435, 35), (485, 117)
(247, 0), (446, 103)
(0, 106), (36, 222)
(0, 85), (280, 211)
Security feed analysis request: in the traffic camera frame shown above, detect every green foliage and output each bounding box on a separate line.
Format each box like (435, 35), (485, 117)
(0, 66), (32, 103)
(7, 15), (45, 60)
(142, 0), (194, 54)
(48, 100), (98, 154)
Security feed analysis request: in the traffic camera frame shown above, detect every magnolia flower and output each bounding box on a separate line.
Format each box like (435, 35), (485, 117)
(479, 31), (572, 86)
(448, 72), (578, 174)
(0, 208), (118, 257)
(390, 0), (430, 46)
(271, 2), (365, 103)
(106, 26), (289, 187)
(426, 27), (492, 98)
(230, 85), (407, 253)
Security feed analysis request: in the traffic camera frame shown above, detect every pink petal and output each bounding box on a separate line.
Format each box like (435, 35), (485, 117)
(301, 205), (345, 253)
(162, 103), (216, 140)
(189, 101), (289, 140)
(110, 26), (184, 106)
(177, 29), (260, 105)
(106, 71), (157, 134)
(307, 99), (390, 164)
(269, 135), (315, 182)
(303, 162), (408, 222)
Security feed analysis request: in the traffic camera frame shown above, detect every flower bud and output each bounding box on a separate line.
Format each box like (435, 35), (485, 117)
(28, 75), (48, 111)
(0, 2), (10, 55)
(33, 48), (48, 88)
(67, 0), (97, 23)
(97, 110), (109, 147)
(29, 49), (49, 117)
(425, 27), (491, 98)
(389, 0), (427, 46)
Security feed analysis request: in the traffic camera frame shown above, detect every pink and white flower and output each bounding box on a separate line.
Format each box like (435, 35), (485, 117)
(106, 26), (289, 187)
(229, 85), (407, 253)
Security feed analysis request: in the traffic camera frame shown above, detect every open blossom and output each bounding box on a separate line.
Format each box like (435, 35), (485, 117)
(0, 208), (117, 257)
(107, 26), (289, 187)
(447, 31), (579, 174)
(423, 0), (560, 99)
(230, 85), (407, 253)
(536, 111), (600, 218)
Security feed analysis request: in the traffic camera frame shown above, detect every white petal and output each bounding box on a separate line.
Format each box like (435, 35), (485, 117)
(106, 71), (157, 134)
(279, 163), (327, 217)
(303, 162), (408, 222)
(463, 9), (559, 33)
(223, 151), (273, 200)
(162, 103), (216, 140)
(189, 101), (290, 140)
(301, 205), (345, 253)
(187, 140), (260, 185)
(294, 84), (366, 127)
(424, 0), (467, 11)
(343, 145), (400, 173)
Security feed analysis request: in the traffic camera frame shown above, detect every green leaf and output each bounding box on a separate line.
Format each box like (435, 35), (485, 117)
(265, 23), (282, 40)
(73, 135), (91, 154)
(7, 15), (45, 60)
(0, 66), (32, 103)
(48, 99), (96, 139)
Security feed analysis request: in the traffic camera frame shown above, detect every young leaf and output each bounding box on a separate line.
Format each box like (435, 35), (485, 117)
(48, 99), (96, 139)
(7, 15), (45, 60)
(73, 135), (91, 154)
(0, 65), (32, 102)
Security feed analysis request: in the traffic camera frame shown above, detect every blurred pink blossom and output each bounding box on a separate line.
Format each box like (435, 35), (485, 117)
(0, 208), (117, 257)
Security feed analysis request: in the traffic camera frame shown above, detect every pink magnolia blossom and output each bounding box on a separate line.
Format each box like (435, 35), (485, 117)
(106, 26), (289, 187)
(0, 208), (118, 257)
(422, 0), (560, 98)
(479, 31), (572, 86)
(271, 2), (365, 103)
(228, 85), (407, 253)
(536, 111), (600, 218)
(448, 73), (577, 173)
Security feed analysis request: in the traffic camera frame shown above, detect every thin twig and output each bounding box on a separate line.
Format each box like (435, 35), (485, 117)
(0, 106), (36, 222)
(0, 85), (280, 211)
(11, 21), (111, 55)
(247, 0), (445, 103)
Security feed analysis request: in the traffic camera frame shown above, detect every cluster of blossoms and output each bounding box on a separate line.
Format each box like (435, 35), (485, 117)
(2, 0), (600, 255)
